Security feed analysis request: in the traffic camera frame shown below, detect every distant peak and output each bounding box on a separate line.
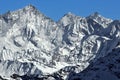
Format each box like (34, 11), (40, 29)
(89, 12), (101, 18)
(24, 4), (37, 11)
(67, 12), (74, 15)
(87, 12), (113, 25)
(87, 12), (107, 20)
(28, 4), (35, 7)
(93, 12), (100, 16)
(26, 4), (36, 8)
(64, 12), (75, 17)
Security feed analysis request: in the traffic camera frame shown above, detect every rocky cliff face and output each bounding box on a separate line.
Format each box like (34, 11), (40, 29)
(68, 45), (120, 80)
(0, 5), (120, 80)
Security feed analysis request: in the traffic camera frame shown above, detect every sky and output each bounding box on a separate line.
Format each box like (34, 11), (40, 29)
(0, 0), (120, 21)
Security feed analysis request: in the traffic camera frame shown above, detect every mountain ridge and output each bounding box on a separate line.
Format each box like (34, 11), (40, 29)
(1, 5), (117, 22)
(0, 5), (120, 80)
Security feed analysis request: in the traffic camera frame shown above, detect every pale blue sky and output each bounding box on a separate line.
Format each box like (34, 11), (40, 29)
(0, 0), (120, 21)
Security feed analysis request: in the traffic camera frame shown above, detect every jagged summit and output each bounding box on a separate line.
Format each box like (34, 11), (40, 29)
(86, 12), (113, 27)
(62, 12), (85, 19)
(87, 12), (112, 21)
(63, 12), (76, 17)
(24, 4), (36, 9)
(87, 12), (109, 21)
(88, 12), (101, 18)
(23, 4), (38, 12)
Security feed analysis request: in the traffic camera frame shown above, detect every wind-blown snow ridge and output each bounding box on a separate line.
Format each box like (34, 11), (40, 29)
(0, 5), (120, 80)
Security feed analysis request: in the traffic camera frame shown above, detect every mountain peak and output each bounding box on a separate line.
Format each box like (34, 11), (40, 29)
(24, 4), (37, 11)
(87, 12), (113, 25)
(66, 12), (74, 15)
(92, 12), (100, 16)
(64, 12), (76, 17)
(88, 12), (101, 19)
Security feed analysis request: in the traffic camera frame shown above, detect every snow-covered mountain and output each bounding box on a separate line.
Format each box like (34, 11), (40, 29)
(0, 5), (120, 80)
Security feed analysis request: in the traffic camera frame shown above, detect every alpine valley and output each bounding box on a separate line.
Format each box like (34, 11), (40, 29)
(0, 5), (120, 80)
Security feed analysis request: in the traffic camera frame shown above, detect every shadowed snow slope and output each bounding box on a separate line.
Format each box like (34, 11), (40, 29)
(0, 5), (120, 80)
(68, 46), (120, 80)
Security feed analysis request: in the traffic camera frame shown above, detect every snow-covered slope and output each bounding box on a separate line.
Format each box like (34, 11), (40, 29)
(0, 5), (120, 80)
(69, 44), (120, 80)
